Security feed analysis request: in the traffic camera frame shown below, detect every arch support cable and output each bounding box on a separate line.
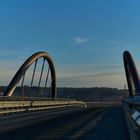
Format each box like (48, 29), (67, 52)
(38, 58), (45, 88)
(43, 66), (50, 95)
(30, 59), (38, 87)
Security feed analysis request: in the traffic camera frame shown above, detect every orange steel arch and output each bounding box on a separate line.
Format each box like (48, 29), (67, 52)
(4, 51), (56, 100)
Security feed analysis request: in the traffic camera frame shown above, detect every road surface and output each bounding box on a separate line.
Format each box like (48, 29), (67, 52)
(0, 106), (130, 140)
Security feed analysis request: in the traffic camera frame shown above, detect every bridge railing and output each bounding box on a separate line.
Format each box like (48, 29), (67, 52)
(0, 96), (74, 101)
(0, 96), (86, 116)
(123, 96), (140, 127)
(123, 98), (140, 140)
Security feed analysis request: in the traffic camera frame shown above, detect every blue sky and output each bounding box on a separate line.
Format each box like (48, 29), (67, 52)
(0, 0), (140, 88)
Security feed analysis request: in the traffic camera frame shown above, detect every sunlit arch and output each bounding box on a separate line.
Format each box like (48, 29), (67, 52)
(3, 51), (56, 100)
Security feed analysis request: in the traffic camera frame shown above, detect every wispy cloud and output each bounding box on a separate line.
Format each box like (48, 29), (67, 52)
(57, 71), (125, 88)
(75, 37), (90, 44)
(58, 71), (122, 80)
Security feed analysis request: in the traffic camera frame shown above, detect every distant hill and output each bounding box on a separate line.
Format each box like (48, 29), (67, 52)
(0, 86), (126, 102)
(57, 87), (125, 102)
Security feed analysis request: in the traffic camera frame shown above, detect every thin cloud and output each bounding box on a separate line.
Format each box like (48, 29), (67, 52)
(57, 72), (124, 88)
(58, 71), (122, 80)
(78, 72), (122, 78)
(75, 37), (90, 44)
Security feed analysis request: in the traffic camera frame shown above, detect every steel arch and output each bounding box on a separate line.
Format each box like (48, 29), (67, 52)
(4, 51), (56, 100)
(123, 51), (140, 96)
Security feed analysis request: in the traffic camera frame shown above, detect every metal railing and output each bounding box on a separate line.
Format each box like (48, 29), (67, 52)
(123, 96), (140, 140)
(123, 97), (140, 126)
(0, 96), (86, 116)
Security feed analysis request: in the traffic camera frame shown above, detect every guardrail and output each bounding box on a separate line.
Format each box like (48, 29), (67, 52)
(123, 97), (140, 128)
(0, 96), (73, 101)
(123, 96), (140, 140)
(0, 96), (86, 116)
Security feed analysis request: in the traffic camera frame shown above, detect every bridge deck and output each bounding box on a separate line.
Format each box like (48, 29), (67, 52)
(0, 106), (130, 140)
(81, 106), (130, 140)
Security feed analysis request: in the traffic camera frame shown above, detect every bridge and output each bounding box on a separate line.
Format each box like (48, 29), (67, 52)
(0, 51), (139, 139)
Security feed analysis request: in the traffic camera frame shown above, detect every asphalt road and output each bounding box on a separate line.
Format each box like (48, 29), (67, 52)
(81, 106), (130, 140)
(0, 106), (130, 140)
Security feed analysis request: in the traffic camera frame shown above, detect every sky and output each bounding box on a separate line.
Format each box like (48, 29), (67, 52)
(0, 0), (140, 88)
